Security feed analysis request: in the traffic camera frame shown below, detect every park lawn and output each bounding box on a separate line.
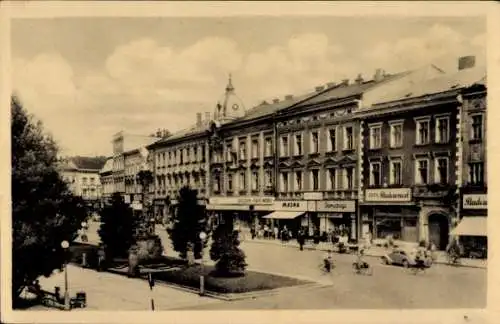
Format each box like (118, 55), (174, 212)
(153, 264), (310, 294)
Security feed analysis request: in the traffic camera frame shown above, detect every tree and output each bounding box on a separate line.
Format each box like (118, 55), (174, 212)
(98, 193), (136, 258)
(167, 186), (208, 259)
(209, 220), (247, 277)
(11, 96), (88, 303)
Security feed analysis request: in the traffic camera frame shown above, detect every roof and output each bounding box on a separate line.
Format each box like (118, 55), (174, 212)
(70, 156), (107, 170)
(99, 158), (113, 174)
(371, 65), (486, 107)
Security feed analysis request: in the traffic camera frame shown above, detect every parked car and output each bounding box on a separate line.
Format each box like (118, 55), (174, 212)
(381, 248), (431, 268)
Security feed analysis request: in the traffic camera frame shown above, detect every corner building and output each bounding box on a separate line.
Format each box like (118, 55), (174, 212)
(357, 60), (486, 250)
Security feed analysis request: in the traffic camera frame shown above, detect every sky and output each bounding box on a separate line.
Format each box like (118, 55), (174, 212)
(11, 16), (486, 156)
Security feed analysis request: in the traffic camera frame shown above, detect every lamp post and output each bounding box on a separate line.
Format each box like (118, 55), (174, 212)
(61, 240), (70, 310)
(199, 231), (207, 296)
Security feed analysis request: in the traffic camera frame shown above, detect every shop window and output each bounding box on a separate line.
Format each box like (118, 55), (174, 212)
(390, 159), (402, 185)
(295, 171), (303, 191)
(469, 162), (484, 185)
(280, 136), (289, 157)
(415, 117), (430, 145)
(327, 168), (337, 190)
(369, 161), (381, 186)
(435, 115), (450, 144)
(389, 121), (403, 148)
(343, 126), (354, 150)
(434, 157), (449, 184)
(310, 131), (319, 154)
(415, 158), (429, 185)
(328, 128), (337, 152)
(471, 114), (484, 141)
(369, 124), (382, 149)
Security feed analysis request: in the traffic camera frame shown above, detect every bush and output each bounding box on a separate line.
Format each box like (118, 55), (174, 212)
(210, 225), (247, 276)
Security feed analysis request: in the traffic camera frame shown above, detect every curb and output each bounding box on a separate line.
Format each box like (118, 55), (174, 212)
(243, 239), (487, 270)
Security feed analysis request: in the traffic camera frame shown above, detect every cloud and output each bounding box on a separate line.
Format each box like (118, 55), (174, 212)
(12, 26), (486, 156)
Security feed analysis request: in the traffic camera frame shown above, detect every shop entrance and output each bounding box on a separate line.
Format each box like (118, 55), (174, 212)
(428, 213), (449, 250)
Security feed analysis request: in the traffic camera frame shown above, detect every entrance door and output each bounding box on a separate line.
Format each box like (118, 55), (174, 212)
(428, 214), (449, 250)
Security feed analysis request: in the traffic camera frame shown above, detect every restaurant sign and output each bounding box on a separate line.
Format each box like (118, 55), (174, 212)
(463, 194), (487, 210)
(208, 196), (274, 205)
(365, 188), (412, 202)
(317, 200), (356, 213)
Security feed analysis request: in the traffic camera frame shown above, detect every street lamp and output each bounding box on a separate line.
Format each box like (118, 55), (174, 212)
(199, 231), (207, 296)
(61, 240), (70, 311)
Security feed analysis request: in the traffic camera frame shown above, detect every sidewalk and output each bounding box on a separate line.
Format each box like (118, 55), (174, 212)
(242, 237), (487, 269)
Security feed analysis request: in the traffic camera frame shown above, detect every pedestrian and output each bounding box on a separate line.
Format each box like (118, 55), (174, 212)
(274, 226), (279, 240)
(264, 224), (269, 239)
(250, 227), (256, 240)
(298, 229), (305, 251)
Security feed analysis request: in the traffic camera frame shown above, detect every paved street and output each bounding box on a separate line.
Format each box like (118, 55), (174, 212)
(77, 221), (486, 309)
(33, 264), (222, 311)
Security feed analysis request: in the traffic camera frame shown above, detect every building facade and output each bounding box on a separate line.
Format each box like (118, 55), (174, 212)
(99, 157), (114, 205)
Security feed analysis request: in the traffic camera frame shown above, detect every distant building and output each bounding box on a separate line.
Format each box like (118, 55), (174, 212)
(58, 156), (107, 208)
(99, 157), (114, 204)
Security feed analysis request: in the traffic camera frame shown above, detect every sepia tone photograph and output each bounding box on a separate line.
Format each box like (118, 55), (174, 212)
(1, 1), (496, 323)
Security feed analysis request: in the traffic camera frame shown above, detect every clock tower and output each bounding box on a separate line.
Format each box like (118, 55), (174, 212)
(213, 74), (246, 123)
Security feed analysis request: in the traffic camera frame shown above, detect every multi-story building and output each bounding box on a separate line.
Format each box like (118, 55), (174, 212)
(111, 131), (160, 199)
(99, 157), (114, 204)
(453, 62), (487, 255)
(356, 57), (485, 250)
(58, 156), (107, 208)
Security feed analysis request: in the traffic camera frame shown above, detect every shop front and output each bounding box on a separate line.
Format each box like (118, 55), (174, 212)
(261, 200), (312, 239)
(361, 188), (419, 243)
(316, 200), (357, 240)
(451, 192), (487, 258)
(206, 196), (275, 230)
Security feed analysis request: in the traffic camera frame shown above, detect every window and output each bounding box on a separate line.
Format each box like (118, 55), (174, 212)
(265, 137), (273, 157)
(191, 147), (196, 162)
(82, 177), (88, 185)
(239, 140), (246, 160)
(469, 162), (484, 185)
(471, 115), (484, 141)
(415, 159), (429, 185)
(179, 149), (184, 164)
(311, 169), (319, 190)
(435, 116), (450, 144)
(328, 128), (337, 152)
(201, 146), (206, 162)
(369, 162), (381, 186)
(264, 170), (272, 188)
(251, 139), (259, 159)
(280, 136), (289, 156)
(435, 157), (449, 184)
(415, 118), (430, 145)
(310, 131), (319, 154)
(389, 159), (402, 185)
(294, 134), (303, 155)
(226, 143), (233, 162)
(389, 122), (403, 148)
(327, 169), (337, 190)
(280, 172), (289, 192)
(173, 151), (177, 165)
(252, 172), (259, 191)
(227, 174), (233, 191)
(214, 174), (221, 192)
(90, 177), (95, 184)
(295, 171), (303, 191)
(369, 124), (382, 149)
(343, 167), (354, 189)
(239, 172), (246, 191)
(343, 126), (354, 150)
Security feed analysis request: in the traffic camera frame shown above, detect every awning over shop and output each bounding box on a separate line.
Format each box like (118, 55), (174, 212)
(451, 217), (487, 237)
(262, 211), (304, 220)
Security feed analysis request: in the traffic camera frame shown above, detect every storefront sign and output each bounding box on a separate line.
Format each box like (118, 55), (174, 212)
(273, 200), (308, 211)
(208, 196), (274, 205)
(317, 200), (356, 213)
(318, 212), (343, 218)
(303, 192), (323, 200)
(463, 194), (487, 210)
(365, 188), (412, 202)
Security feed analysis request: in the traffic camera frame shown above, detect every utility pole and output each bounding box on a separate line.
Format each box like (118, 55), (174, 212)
(148, 272), (155, 311)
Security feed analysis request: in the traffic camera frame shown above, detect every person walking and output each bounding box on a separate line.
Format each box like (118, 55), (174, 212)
(298, 229), (305, 251)
(274, 226), (279, 240)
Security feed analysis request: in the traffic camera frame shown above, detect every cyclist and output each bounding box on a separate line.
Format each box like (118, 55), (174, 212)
(323, 250), (334, 273)
(355, 247), (369, 269)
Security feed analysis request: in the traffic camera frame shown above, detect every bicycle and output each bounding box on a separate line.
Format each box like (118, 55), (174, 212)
(447, 253), (461, 266)
(318, 259), (335, 274)
(352, 260), (373, 276)
(408, 260), (427, 275)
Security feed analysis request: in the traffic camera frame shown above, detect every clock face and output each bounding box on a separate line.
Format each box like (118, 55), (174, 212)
(232, 103), (239, 111)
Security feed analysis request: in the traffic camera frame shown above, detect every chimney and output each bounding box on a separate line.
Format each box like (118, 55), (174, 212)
(341, 79), (349, 86)
(273, 98), (280, 104)
(196, 112), (202, 126)
(284, 94), (293, 100)
(458, 55), (476, 71)
(374, 69), (384, 82)
(205, 112), (211, 121)
(355, 74), (364, 84)
(315, 85), (325, 92)
(326, 82), (337, 88)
